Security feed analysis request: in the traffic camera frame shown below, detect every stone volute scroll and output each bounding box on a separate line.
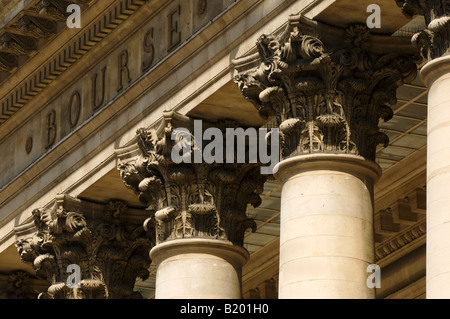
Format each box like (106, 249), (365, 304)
(14, 195), (154, 299)
(396, 0), (450, 299)
(116, 111), (268, 299)
(117, 111), (267, 247)
(395, 0), (450, 61)
(232, 14), (420, 299)
(233, 14), (419, 162)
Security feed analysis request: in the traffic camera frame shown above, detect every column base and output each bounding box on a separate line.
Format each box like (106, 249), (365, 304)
(150, 238), (249, 299)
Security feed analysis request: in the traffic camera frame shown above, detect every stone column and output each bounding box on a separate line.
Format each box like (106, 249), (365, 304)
(117, 112), (266, 299)
(274, 154), (380, 298)
(396, 0), (450, 299)
(14, 195), (153, 299)
(423, 57), (450, 298)
(234, 15), (417, 298)
(150, 239), (249, 299)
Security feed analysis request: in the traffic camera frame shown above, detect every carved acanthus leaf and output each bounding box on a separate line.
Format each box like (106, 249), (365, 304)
(396, 0), (450, 60)
(117, 112), (267, 246)
(234, 17), (418, 161)
(15, 196), (153, 299)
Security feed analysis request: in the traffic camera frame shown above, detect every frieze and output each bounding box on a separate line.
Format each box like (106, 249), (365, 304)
(0, 0), (232, 189)
(0, 0), (147, 125)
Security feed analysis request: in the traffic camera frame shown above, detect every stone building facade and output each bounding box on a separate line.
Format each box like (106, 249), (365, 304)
(0, 0), (447, 299)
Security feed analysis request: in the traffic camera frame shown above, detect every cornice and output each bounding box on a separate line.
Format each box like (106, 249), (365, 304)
(0, 0), (296, 248)
(374, 182), (427, 267)
(0, 0), (92, 78)
(0, 0), (147, 126)
(376, 220), (426, 266)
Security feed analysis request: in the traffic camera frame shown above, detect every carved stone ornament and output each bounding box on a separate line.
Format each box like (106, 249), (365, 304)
(35, 0), (72, 21)
(16, 15), (57, 38)
(396, 0), (450, 60)
(0, 32), (36, 55)
(233, 15), (418, 161)
(0, 52), (17, 72)
(35, 0), (91, 21)
(0, 271), (36, 299)
(14, 195), (154, 299)
(117, 111), (267, 247)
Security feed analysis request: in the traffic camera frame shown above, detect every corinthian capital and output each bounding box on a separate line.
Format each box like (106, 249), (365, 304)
(233, 15), (418, 161)
(396, 0), (450, 60)
(117, 111), (267, 246)
(14, 195), (153, 299)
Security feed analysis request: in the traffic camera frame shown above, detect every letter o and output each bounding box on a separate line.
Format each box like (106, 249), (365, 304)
(68, 91), (81, 128)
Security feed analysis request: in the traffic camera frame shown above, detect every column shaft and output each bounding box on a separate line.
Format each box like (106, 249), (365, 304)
(150, 239), (248, 299)
(274, 154), (380, 298)
(421, 56), (450, 298)
(233, 14), (417, 299)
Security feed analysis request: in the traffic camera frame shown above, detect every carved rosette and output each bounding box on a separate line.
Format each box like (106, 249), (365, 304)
(118, 112), (266, 247)
(0, 272), (36, 299)
(234, 17), (417, 161)
(15, 196), (153, 299)
(396, 0), (450, 60)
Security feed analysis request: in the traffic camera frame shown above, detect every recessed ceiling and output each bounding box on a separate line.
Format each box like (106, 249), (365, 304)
(315, 0), (411, 35)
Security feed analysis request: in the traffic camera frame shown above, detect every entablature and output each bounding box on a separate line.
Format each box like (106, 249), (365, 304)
(0, 0), (315, 254)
